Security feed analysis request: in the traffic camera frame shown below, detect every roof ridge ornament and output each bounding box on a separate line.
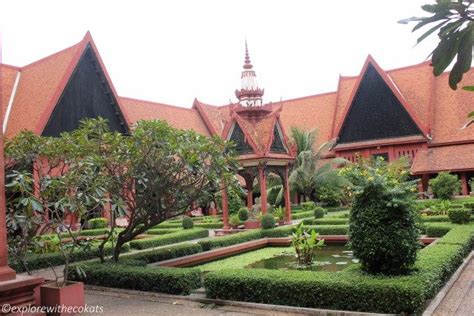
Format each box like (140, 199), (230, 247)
(235, 40), (264, 107)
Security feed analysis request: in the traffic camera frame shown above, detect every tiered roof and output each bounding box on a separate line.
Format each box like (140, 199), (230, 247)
(1, 32), (473, 174)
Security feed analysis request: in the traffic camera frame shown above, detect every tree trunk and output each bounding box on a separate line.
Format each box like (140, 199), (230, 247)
(112, 236), (126, 262)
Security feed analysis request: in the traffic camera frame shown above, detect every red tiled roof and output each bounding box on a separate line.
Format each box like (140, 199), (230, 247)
(120, 97), (211, 136)
(431, 70), (474, 144)
(1, 32), (131, 138)
(0, 65), (20, 122)
(411, 144), (474, 174)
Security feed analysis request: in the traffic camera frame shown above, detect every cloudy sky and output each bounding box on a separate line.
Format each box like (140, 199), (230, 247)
(1, 0), (438, 107)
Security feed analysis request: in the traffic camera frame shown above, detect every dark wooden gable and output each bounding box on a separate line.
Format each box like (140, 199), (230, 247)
(229, 122), (254, 154)
(270, 123), (287, 153)
(42, 44), (128, 136)
(338, 63), (422, 144)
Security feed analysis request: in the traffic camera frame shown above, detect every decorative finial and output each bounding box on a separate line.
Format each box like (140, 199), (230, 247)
(244, 40), (253, 69)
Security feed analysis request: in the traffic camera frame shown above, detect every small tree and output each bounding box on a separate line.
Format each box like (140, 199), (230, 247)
(341, 157), (420, 275)
(291, 223), (324, 265)
(103, 120), (238, 262)
(429, 172), (460, 200)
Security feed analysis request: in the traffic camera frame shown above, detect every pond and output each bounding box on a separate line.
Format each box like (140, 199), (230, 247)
(196, 245), (358, 272)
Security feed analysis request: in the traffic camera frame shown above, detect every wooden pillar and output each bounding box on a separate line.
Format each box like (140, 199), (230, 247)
(259, 165), (268, 214)
(421, 174), (429, 194)
(221, 186), (230, 229)
(283, 165), (292, 224)
(460, 173), (469, 196)
(246, 189), (253, 210)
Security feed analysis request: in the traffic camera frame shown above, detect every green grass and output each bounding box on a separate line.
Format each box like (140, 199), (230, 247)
(197, 247), (293, 272)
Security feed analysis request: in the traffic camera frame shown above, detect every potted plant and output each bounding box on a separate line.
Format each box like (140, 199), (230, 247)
(273, 206), (285, 225)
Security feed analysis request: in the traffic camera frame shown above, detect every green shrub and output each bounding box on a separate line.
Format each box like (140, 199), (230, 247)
(315, 184), (342, 207)
(194, 222), (223, 229)
(300, 201), (315, 212)
(129, 229), (208, 250)
(425, 223), (453, 237)
(155, 222), (182, 229)
(238, 207), (249, 221)
(429, 172), (460, 200)
(198, 230), (263, 251)
(261, 214), (275, 229)
(302, 218), (348, 225)
(146, 228), (181, 235)
(291, 210), (314, 220)
(70, 262), (201, 295)
(305, 225), (348, 235)
(10, 243), (130, 273)
(420, 215), (450, 222)
(448, 209), (471, 224)
(463, 202), (474, 211)
(229, 214), (241, 228)
(437, 224), (474, 255)
(125, 243), (202, 264)
(313, 207), (325, 219)
(182, 216), (194, 229)
(87, 217), (109, 229)
(262, 225), (294, 238)
(345, 158), (419, 275)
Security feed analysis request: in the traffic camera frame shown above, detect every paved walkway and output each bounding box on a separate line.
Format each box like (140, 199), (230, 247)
(82, 288), (312, 316)
(432, 254), (474, 315)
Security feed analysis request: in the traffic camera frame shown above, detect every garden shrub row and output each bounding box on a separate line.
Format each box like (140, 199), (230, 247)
(198, 226), (295, 251)
(302, 218), (348, 225)
(290, 210), (314, 220)
(124, 242), (202, 264)
(419, 215), (450, 222)
(129, 228), (209, 250)
(425, 223), (453, 237)
(146, 228), (181, 235)
(10, 243), (130, 273)
(69, 262), (201, 295)
(203, 224), (474, 314)
(306, 225), (348, 235)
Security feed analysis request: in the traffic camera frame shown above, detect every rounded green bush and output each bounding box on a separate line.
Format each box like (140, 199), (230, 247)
(313, 207), (325, 219)
(300, 201), (316, 212)
(182, 216), (194, 229)
(260, 214), (276, 229)
(448, 209), (471, 224)
(238, 207), (249, 221)
(229, 214), (241, 228)
(88, 217), (108, 229)
(429, 172), (460, 200)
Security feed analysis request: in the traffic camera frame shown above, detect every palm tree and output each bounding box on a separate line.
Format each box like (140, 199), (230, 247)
(267, 127), (347, 205)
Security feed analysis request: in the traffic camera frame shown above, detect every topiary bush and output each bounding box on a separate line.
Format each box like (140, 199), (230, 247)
(182, 216), (194, 229)
(448, 209), (471, 224)
(313, 206), (325, 219)
(260, 214), (276, 229)
(87, 217), (108, 229)
(238, 207), (249, 221)
(341, 158), (420, 275)
(300, 201), (316, 212)
(429, 172), (460, 200)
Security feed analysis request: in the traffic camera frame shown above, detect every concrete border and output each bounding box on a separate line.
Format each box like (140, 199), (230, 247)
(85, 285), (393, 316)
(422, 250), (474, 316)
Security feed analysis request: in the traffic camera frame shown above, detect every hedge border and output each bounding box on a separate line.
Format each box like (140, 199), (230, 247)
(129, 228), (209, 250)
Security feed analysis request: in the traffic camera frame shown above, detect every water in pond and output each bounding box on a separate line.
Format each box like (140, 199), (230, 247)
(247, 246), (358, 272)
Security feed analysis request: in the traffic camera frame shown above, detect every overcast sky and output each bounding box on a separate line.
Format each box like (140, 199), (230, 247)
(1, 0), (438, 107)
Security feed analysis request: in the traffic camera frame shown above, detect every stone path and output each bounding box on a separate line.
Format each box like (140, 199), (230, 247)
(82, 287), (313, 316)
(432, 254), (474, 315)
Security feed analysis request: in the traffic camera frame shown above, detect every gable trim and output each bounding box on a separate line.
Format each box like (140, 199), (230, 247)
(333, 55), (428, 140)
(35, 32), (131, 135)
(3, 71), (21, 133)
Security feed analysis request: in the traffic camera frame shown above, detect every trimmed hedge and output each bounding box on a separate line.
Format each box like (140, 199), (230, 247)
(306, 225), (349, 235)
(420, 215), (450, 222)
(70, 262), (201, 295)
(125, 243), (202, 264)
(198, 226), (295, 251)
(182, 216), (194, 229)
(87, 217), (108, 229)
(291, 210), (314, 220)
(425, 223), (453, 237)
(130, 228), (209, 250)
(448, 209), (471, 224)
(10, 243), (130, 273)
(302, 218), (349, 225)
(146, 228), (181, 235)
(194, 222), (223, 229)
(203, 224), (474, 314)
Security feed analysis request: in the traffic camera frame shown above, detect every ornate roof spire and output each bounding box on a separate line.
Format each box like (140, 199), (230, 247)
(244, 40), (253, 69)
(235, 40), (264, 107)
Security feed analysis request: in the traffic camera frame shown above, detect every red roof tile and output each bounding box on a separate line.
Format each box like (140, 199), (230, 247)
(120, 97), (211, 136)
(0, 65), (20, 123)
(411, 144), (474, 174)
